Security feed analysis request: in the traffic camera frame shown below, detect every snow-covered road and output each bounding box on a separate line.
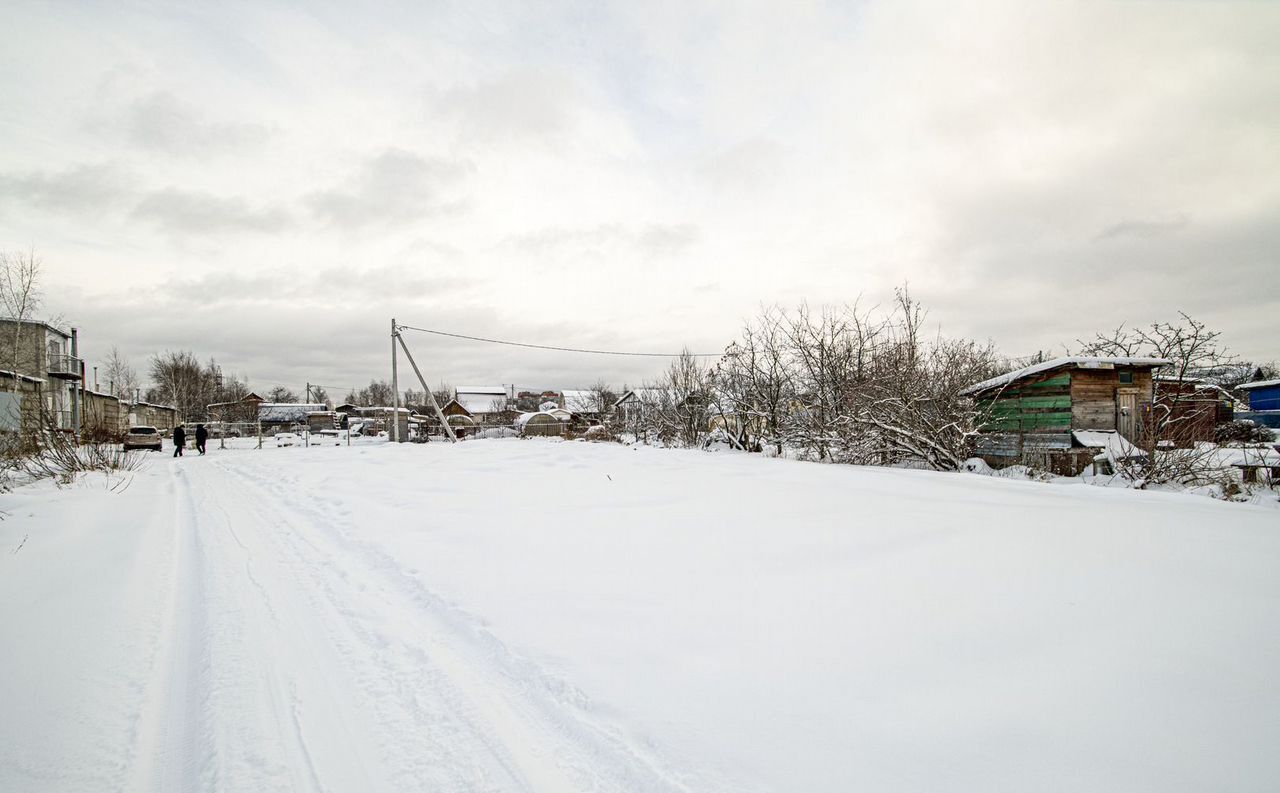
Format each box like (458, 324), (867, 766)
(2, 439), (1279, 792)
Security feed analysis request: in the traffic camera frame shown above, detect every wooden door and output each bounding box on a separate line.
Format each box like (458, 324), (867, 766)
(1116, 392), (1139, 440)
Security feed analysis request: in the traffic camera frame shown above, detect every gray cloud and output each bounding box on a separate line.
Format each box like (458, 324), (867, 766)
(132, 188), (294, 234)
(429, 73), (577, 144)
(699, 139), (785, 192)
(1095, 214), (1190, 241)
(0, 163), (133, 213)
(305, 149), (474, 228)
(127, 91), (270, 156)
(507, 222), (700, 258)
(160, 264), (472, 305)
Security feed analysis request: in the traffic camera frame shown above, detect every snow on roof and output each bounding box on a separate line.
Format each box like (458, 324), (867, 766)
(0, 368), (46, 384)
(455, 386), (508, 414)
(1236, 379), (1280, 391)
(1211, 445), (1280, 466)
(1072, 430), (1145, 460)
(561, 389), (595, 412)
(132, 401), (177, 411)
(458, 394), (506, 414)
(258, 403), (327, 421)
(961, 357), (1172, 396)
(615, 388), (670, 404)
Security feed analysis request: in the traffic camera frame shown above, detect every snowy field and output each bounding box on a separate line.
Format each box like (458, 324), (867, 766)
(1, 438), (1278, 793)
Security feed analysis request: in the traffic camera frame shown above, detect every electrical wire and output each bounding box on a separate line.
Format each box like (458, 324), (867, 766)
(395, 324), (721, 358)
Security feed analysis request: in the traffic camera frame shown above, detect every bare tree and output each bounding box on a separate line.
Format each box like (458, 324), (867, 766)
(101, 346), (140, 401)
(432, 381), (454, 409)
(351, 379), (393, 406)
(584, 379), (618, 420)
(639, 350), (710, 447)
(1079, 313), (1239, 485)
(713, 306), (795, 454)
(0, 248), (44, 386)
(148, 350), (218, 421)
(782, 303), (868, 462)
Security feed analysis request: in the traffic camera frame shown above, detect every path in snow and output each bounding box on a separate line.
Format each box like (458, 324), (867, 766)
(122, 453), (700, 793)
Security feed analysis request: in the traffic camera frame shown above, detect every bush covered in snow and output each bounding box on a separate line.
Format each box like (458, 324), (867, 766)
(1216, 419), (1276, 444)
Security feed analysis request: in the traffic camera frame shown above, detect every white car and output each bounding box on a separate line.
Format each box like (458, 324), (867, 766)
(123, 425), (163, 452)
(311, 429), (343, 446)
(275, 432), (300, 447)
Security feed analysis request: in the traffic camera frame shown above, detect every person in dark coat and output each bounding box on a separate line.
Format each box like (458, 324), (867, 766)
(172, 425), (186, 457)
(195, 424), (209, 455)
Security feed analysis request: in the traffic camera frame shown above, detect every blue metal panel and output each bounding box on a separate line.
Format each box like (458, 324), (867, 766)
(1246, 385), (1280, 411)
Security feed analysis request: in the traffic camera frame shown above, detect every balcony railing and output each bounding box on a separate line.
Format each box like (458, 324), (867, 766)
(46, 353), (83, 379)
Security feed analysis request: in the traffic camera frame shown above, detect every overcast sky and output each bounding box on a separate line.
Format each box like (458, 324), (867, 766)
(1, 0), (1276, 394)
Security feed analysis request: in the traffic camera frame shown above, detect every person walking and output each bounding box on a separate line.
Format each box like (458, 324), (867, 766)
(173, 425), (186, 457)
(195, 423), (209, 455)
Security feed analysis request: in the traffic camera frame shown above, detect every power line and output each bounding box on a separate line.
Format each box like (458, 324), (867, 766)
(396, 324), (721, 358)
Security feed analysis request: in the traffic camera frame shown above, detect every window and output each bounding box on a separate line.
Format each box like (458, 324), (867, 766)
(1118, 370), (1134, 384)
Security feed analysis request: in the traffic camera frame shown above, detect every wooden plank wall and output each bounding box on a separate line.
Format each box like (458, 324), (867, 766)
(1070, 369), (1154, 431)
(977, 371), (1073, 433)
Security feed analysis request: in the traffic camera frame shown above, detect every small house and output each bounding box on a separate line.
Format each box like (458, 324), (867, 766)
(560, 389), (601, 423)
(307, 411), (339, 433)
(1235, 379), (1280, 429)
(131, 401), (179, 433)
(613, 389), (660, 428)
(434, 399), (477, 437)
(962, 356), (1170, 473)
(455, 385), (509, 419)
(1152, 377), (1235, 445)
(82, 388), (125, 440)
(1237, 379), (1280, 411)
(258, 402), (327, 431)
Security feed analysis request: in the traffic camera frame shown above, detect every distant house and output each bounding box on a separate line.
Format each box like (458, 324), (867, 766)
(1237, 379), (1280, 411)
(131, 401), (178, 433)
(1152, 376), (1235, 445)
(454, 385), (509, 419)
(1235, 379), (1280, 429)
(258, 402), (327, 431)
(82, 388), (126, 440)
(207, 392), (264, 425)
(613, 389), (657, 426)
(435, 398), (477, 436)
(560, 389), (609, 424)
(962, 356), (1170, 473)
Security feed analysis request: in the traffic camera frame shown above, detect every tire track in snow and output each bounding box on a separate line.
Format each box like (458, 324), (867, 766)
(131, 463), (216, 792)
(208, 453), (706, 793)
(196, 457), (550, 791)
